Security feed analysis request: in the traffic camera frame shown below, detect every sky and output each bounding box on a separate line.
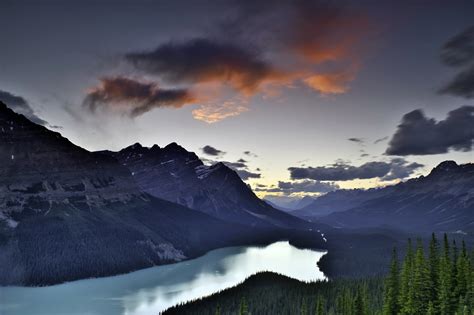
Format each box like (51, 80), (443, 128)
(0, 0), (473, 202)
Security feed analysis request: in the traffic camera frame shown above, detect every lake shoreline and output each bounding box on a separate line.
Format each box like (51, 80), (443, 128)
(1, 241), (327, 315)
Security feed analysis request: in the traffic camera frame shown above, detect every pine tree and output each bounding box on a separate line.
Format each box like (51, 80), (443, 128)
(354, 288), (367, 315)
(428, 233), (440, 313)
(399, 238), (415, 314)
(412, 239), (430, 314)
(383, 247), (400, 315)
(300, 297), (307, 315)
(315, 294), (326, 315)
(239, 297), (249, 315)
(439, 234), (453, 315)
(456, 240), (469, 301)
(214, 304), (221, 315)
(451, 240), (460, 311)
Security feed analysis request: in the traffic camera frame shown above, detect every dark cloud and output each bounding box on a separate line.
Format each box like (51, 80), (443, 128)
(441, 26), (474, 67)
(439, 65), (474, 98)
(222, 159), (261, 180)
(278, 180), (339, 194)
(235, 169), (261, 180)
(289, 159), (423, 181)
(289, 161), (390, 181)
(360, 153), (369, 157)
(440, 26), (474, 98)
(385, 106), (474, 155)
(254, 180), (338, 195)
(0, 90), (48, 126)
(381, 158), (424, 181)
(201, 145), (226, 156)
(348, 137), (364, 144)
(374, 136), (388, 144)
(83, 77), (196, 117)
(243, 150), (258, 157)
(125, 38), (281, 95)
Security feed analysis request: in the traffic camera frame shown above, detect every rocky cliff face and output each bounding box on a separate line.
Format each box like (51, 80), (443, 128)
(0, 102), (141, 223)
(101, 143), (310, 229)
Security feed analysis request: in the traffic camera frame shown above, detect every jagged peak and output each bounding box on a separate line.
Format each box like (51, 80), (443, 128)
(428, 160), (459, 176)
(162, 142), (192, 156)
(435, 160), (458, 169)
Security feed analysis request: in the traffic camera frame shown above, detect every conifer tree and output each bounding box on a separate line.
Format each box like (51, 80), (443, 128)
(456, 240), (469, 302)
(427, 301), (435, 315)
(439, 234), (453, 314)
(412, 239), (430, 314)
(354, 288), (367, 315)
(451, 240), (460, 311)
(429, 233), (440, 313)
(300, 297), (307, 315)
(399, 238), (415, 314)
(239, 297), (248, 315)
(315, 294), (326, 315)
(383, 247), (400, 315)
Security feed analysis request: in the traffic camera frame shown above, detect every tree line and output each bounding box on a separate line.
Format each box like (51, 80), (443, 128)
(383, 234), (472, 315)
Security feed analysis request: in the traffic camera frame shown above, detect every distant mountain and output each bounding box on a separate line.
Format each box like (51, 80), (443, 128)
(100, 143), (310, 229)
(295, 161), (474, 235)
(0, 102), (269, 285)
(293, 189), (383, 218)
(264, 196), (315, 212)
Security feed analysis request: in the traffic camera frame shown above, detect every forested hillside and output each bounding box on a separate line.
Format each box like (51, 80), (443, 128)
(165, 234), (473, 314)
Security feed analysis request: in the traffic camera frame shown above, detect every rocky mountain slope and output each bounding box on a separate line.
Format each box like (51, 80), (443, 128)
(100, 143), (310, 229)
(295, 161), (474, 234)
(0, 102), (270, 285)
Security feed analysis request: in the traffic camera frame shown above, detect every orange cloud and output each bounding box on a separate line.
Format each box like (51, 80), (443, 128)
(88, 2), (371, 123)
(83, 77), (197, 117)
(302, 67), (357, 95)
(192, 100), (249, 123)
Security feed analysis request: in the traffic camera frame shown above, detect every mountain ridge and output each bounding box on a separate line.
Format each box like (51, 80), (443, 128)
(100, 142), (311, 229)
(294, 160), (474, 234)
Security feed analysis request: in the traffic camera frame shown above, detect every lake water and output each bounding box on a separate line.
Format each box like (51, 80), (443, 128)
(0, 241), (327, 315)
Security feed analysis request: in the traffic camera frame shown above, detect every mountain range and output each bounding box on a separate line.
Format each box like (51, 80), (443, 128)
(294, 161), (474, 234)
(0, 99), (471, 286)
(99, 143), (308, 228)
(0, 101), (315, 286)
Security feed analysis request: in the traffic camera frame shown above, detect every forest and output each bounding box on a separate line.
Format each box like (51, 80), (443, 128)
(164, 234), (473, 315)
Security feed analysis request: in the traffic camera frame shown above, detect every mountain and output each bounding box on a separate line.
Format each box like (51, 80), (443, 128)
(264, 196), (315, 212)
(0, 101), (268, 286)
(293, 189), (385, 218)
(295, 161), (474, 235)
(100, 143), (310, 229)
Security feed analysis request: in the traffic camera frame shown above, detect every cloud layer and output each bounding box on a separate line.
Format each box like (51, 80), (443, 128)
(277, 180), (339, 194)
(386, 106), (474, 155)
(289, 159), (423, 181)
(0, 90), (48, 126)
(85, 0), (369, 122)
(125, 38), (282, 96)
